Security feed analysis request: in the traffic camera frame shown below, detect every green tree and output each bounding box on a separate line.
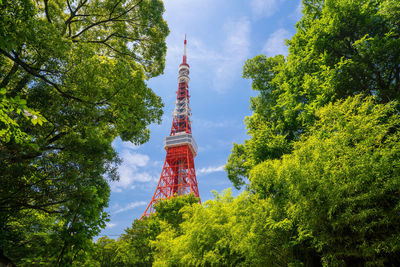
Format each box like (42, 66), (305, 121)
(117, 217), (161, 266)
(152, 190), (247, 267)
(227, 0), (400, 188)
(224, 0), (400, 265)
(151, 189), (305, 266)
(154, 193), (199, 230)
(149, 194), (200, 266)
(81, 195), (199, 267)
(250, 96), (400, 265)
(83, 237), (122, 267)
(0, 0), (168, 265)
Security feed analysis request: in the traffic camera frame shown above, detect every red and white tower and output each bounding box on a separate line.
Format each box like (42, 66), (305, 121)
(141, 36), (200, 218)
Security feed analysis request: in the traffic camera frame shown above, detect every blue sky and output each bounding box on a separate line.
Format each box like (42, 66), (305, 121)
(100, 0), (302, 238)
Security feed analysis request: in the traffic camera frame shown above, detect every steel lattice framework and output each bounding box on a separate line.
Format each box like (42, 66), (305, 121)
(141, 36), (200, 219)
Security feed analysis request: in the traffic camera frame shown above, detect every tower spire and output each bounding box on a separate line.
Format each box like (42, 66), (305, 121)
(183, 34), (187, 65)
(140, 36), (200, 219)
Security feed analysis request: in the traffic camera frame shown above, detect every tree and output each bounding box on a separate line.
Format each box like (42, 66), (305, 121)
(153, 193), (199, 230)
(226, 0), (400, 188)
(83, 237), (122, 267)
(152, 190), (246, 267)
(79, 195), (198, 266)
(224, 0), (400, 265)
(0, 0), (168, 264)
(149, 194), (200, 266)
(152, 189), (316, 266)
(115, 217), (161, 266)
(250, 96), (400, 265)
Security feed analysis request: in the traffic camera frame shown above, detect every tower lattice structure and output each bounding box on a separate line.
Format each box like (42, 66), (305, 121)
(141, 37), (200, 219)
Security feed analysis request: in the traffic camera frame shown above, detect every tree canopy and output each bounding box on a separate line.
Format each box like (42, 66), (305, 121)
(0, 0), (168, 265)
(226, 0), (400, 189)
(80, 194), (199, 266)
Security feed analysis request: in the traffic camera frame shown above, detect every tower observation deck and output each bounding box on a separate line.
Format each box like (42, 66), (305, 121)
(140, 36), (200, 218)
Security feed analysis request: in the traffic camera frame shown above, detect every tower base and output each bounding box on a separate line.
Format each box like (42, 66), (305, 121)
(141, 145), (199, 218)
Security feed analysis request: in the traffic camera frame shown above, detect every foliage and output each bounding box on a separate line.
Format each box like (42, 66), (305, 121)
(90, 237), (121, 266)
(81, 195), (198, 267)
(250, 96), (400, 265)
(0, 0), (168, 265)
(117, 217), (161, 266)
(79, 237), (123, 267)
(152, 189), (246, 267)
(152, 190), (320, 266)
(227, 0), (400, 188)
(153, 193), (199, 230)
(223, 0), (400, 265)
(0, 87), (46, 143)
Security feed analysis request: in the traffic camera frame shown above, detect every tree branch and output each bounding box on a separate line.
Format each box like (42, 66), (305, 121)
(393, 65), (400, 96)
(22, 201), (66, 214)
(43, 0), (52, 23)
(10, 73), (30, 97)
(64, 0), (89, 36)
(94, 42), (151, 71)
(0, 61), (19, 89)
(66, 0), (73, 14)
(0, 48), (88, 104)
(109, 0), (124, 19)
(71, 0), (143, 39)
(77, 32), (117, 44)
(46, 131), (67, 144)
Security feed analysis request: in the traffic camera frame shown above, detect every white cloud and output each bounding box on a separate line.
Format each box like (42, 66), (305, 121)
(164, 33), (223, 73)
(262, 28), (291, 57)
(162, 15), (250, 94)
(213, 17), (250, 92)
(121, 150), (149, 167)
(251, 0), (285, 18)
(113, 201), (147, 214)
(106, 222), (117, 228)
(162, 0), (228, 42)
(133, 172), (154, 183)
(295, 1), (302, 17)
(289, 0), (303, 21)
(194, 118), (234, 129)
(198, 144), (213, 153)
(162, 0), (224, 70)
(122, 141), (139, 150)
(111, 150), (155, 192)
(198, 165), (225, 175)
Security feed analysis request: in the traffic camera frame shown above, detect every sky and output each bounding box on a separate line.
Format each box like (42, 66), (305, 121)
(99, 0), (303, 238)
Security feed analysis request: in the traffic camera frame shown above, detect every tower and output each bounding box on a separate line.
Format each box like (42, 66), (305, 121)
(141, 36), (200, 219)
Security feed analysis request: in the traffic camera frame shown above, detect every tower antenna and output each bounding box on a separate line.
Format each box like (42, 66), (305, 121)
(183, 34), (187, 64)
